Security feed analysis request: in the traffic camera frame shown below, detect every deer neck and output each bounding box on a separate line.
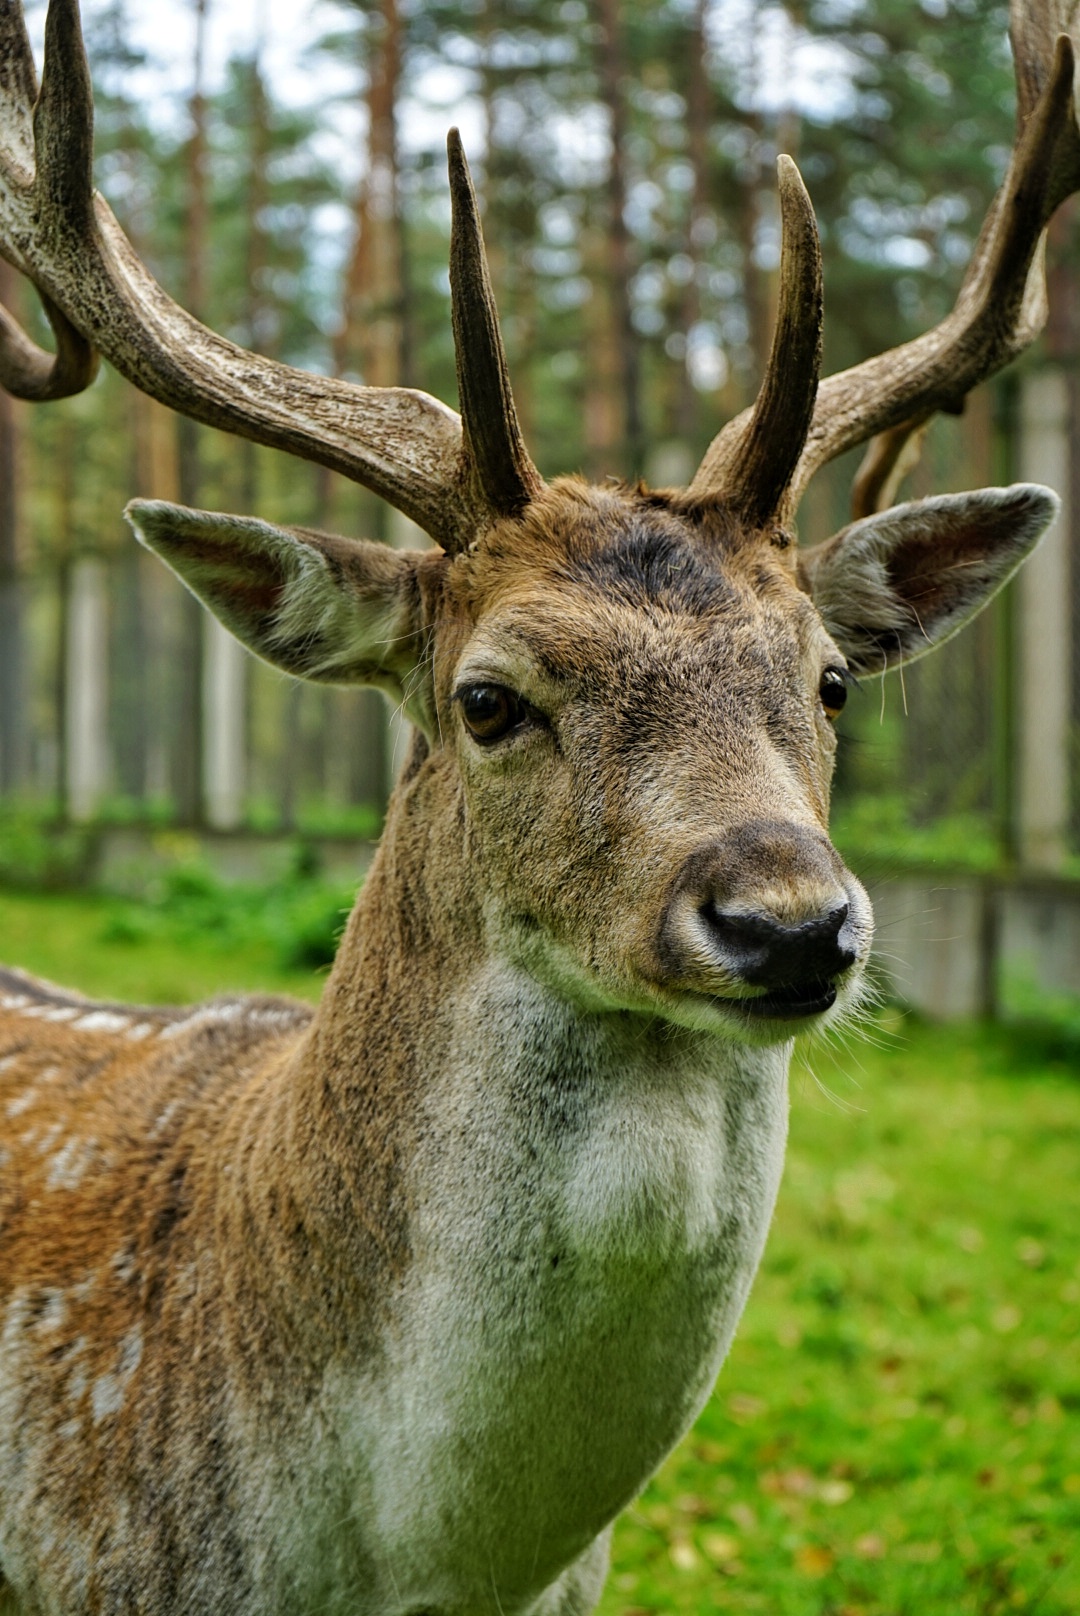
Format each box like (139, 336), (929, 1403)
(207, 761), (792, 1604)
(244, 754), (791, 1348)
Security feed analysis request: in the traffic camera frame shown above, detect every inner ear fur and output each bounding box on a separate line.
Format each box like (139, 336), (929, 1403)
(125, 500), (439, 711)
(798, 484), (1059, 675)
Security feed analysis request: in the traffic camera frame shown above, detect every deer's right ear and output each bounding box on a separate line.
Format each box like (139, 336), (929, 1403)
(126, 500), (439, 722)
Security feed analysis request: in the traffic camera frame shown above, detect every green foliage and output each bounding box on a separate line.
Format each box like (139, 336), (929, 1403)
(0, 807), (94, 890)
(831, 796), (1003, 874)
(96, 858), (354, 975)
(0, 885), (327, 1003)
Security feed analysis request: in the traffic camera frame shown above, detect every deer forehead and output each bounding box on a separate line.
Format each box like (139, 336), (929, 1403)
(439, 487), (834, 710)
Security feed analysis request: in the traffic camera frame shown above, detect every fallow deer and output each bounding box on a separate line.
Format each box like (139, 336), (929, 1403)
(0, 2), (1076, 1612)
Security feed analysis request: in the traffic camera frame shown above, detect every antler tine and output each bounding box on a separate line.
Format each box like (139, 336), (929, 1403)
(34, 0), (94, 227)
(790, 8), (1080, 521)
(688, 155), (822, 529)
(0, 0), (38, 173)
(0, 284), (98, 399)
(447, 129), (544, 537)
(0, 0), (479, 552)
(0, 1), (98, 398)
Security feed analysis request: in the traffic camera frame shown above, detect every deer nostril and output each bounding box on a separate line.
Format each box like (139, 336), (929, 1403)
(701, 901), (856, 987)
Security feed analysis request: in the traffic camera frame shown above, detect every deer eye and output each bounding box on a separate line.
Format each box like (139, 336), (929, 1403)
(457, 683), (525, 743)
(819, 667), (849, 720)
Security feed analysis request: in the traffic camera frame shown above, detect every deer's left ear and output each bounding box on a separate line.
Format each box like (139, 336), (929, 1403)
(126, 500), (442, 726)
(799, 484), (1058, 675)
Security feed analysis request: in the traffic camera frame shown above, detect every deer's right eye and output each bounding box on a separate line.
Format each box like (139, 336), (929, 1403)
(457, 683), (525, 743)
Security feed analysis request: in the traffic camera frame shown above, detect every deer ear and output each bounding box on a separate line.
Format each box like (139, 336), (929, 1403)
(125, 500), (437, 720)
(799, 484), (1058, 675)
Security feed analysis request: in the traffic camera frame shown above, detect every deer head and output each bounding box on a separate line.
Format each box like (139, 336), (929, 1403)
(0, 0), (1072, 1036)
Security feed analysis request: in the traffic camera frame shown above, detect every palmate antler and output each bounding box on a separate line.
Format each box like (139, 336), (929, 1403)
(690, 1), (1080, 526)
(0, 0), (541, 553)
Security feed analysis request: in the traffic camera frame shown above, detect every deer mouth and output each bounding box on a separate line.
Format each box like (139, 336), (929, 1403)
(733, 980), (839, 1020)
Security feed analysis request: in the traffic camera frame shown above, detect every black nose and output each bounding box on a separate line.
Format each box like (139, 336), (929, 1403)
(702, 902), (856, 989)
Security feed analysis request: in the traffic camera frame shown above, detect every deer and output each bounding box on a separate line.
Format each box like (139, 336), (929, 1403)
(0, 1), (1077, 1611)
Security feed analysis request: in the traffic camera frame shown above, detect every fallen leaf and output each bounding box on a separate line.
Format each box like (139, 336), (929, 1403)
(820, 1479), (853, 1505)
(795, 1544), (834, 1577)
(693, 1440), (728, 1465)
(702, 1532), (740, 1564)
(728, 1392), (767, 1423)
(668, 1538), (700, 1572)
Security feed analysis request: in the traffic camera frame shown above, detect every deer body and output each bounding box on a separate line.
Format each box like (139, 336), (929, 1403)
(0, 961), (786, 1616)
(1, 1), (1078, 1608)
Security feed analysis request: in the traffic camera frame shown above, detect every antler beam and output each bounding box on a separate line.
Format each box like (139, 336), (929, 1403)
(689, 4), (1080, 526)
(0, 0), (540, 553)
(799, 6), (1080, 520)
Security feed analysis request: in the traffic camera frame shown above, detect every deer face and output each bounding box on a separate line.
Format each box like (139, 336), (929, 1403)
(431, 482), (868, 1039)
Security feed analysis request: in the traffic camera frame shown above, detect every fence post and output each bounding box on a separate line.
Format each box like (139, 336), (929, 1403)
(386, 508), (426, 793)
(66, 556), (110, 822)
(203, 617), (247, 830)
(1015, 366), (1073, 870)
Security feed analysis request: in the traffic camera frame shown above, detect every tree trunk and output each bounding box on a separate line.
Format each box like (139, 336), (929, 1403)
(583, 222), (624, 479)
(674, 0), (711, 445)
(337, 0), (406, 394)
(172, 0), (211, 825)
(66, 556), (111, 823)
(0, 260), (27, 798)
(327, 0), (409, 826)
(591, 0), (644, 478)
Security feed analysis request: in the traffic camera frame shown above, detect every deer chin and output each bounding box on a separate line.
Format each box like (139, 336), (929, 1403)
(642, 960), (868, 1046)
(496, 910), (871, 1044)
(733, 979), (839, 1019)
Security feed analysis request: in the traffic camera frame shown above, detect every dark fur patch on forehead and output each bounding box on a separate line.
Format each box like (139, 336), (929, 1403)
(557, 496), (744, 614)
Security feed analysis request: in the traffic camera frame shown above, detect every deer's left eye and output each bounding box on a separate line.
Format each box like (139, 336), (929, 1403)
(819, 667), (849, 720)
(457, 683), (525, 743)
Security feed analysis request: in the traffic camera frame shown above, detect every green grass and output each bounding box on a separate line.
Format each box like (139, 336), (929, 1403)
(0, 884), (331, 1004)
(1, 888), (1077, 1613)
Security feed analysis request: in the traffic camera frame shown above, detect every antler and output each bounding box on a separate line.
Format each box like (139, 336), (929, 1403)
(0, 0), (540, 552)
(447, 130), (544, 519)
(691, 1), (1080, 526)
(687, 155), (822, 528)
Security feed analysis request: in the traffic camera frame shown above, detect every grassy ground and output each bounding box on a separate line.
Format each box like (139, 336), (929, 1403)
(1, 887), (1077, 1614)
(0, 884), (332, 1004)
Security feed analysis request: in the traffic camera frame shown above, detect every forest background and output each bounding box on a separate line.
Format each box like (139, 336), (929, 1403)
(1, 0), (1077, 873)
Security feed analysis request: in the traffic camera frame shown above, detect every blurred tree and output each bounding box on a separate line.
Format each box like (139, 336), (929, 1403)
(0, 260), (25, 797)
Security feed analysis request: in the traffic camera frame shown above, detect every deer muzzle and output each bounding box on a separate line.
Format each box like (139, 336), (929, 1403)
(654, 820), (867, 1020)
